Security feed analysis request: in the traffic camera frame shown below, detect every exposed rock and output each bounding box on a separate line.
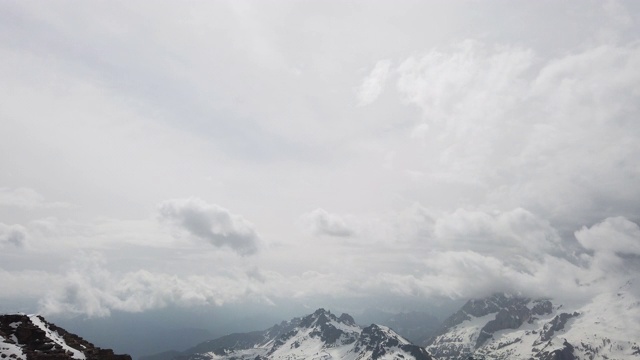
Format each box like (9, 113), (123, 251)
(0, 314), (131, 360)
(531, 300), (553, 316)
(175, 309), (433, 360)
(476, 301), (531, 348)
(538, 341), (576, 360)
(534, 312), (579, 346)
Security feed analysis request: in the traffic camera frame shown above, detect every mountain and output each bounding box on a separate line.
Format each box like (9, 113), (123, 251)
(357, 310), (441, 345)
(148, 308), (432, 360)
(425, 280), (640, 360)
(0, 313), (132, 360)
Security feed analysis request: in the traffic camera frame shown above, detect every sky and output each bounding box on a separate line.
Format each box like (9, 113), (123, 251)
(2, 0), (640, 345)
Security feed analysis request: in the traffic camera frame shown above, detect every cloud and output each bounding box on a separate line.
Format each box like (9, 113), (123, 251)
(432, 208), (562, 258)
(0, 223), (28, 248)
(575, 216), (640, 255)
(0, 187), (73, 209)
(38, 253), (255, 317)
(397, 40), (533, 125)
(24, 213), (640, 317)
(389, 40), (640, 231)
(158, 198), (261, 256)
(301, 208), (354, 237)
(357, 59), (392, 106)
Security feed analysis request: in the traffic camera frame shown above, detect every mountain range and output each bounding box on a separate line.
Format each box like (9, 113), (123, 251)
(3, 280), (639, 360)
(425, 280), (640, 360)
(148, 308), (432, 360)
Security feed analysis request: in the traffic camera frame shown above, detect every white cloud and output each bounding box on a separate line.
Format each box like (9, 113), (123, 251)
(389, 40), (640, 230)
(0, 1), (639, 320)
(0, 188), (73, 209)
(0, 223), (28, 248)
(575, 216), (640, 255)
(301, 208), (354, 237)
(397, 40), (533, 125)
(433, 208), (562, 257)
(158, 198), (262, 256)
(410, 123), (430, 141)
(357, 59), (392, 106)
(38, 253), (251, 317)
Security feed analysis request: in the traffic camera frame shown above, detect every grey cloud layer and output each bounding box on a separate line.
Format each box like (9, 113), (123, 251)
(158, 198), (261, 256)
(1, 1), (639, 318)
(363, 40), (640, 231)
(0, 223), (27, 248)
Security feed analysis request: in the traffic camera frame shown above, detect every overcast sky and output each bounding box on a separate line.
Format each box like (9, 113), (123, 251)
(1, 0), (640, 322)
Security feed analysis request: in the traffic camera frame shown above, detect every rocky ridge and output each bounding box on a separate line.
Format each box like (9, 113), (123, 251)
(166, 308), (432, 360)
(0, 314), (131, 360)
(425, 280), (640, 360)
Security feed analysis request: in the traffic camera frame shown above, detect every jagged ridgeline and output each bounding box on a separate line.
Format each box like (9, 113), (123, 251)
(146, 308), (432, 360)
(425, 282), (640, 360)
(0, 314), (131, 360)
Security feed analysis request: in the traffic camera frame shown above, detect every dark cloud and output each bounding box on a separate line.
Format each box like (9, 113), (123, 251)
(0, 223), (27, 248)
(158, 198), (261, 256)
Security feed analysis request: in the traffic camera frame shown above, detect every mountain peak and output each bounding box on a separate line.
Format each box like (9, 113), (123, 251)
(313, 308), (330, 315)
(0, 313), (131, 360)
(163, 308), (433, 360)
(427, 284), (640, 360)
(338, 313), (355, 326)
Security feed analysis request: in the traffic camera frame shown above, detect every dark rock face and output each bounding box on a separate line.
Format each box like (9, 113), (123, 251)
(538, 341), (576, 360)
(531, 300), (553, 316)
(0, 314), (131, 360)
(534, 312), (579, 346)
(299, 308), (357, 347)
(338, 313), (355, 326)
(354, 325), (432, 360)
(428, 293), (531, 347)
(475, 301), (531, 347)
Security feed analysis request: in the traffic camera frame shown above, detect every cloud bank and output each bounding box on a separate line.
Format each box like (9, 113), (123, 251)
(1, 1), (639, 319)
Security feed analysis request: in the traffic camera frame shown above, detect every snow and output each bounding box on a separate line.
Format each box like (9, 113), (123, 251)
(428, 312), (497, 357)
(198, 313), (425, 360)
(327, 319), (361, 335)
(0, 337), (25, 360)
(374, 325), (410, 345)
(28, 314), (86, 360)
(429, 280), (640, 360)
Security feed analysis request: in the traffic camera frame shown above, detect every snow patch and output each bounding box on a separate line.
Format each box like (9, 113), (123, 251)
(28, 315), (86, 360)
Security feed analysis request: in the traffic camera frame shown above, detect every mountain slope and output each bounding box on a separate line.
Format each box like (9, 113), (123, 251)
(426, 280), (640, 360)
(173, 308), (432, 360)
(0, 313), (132, 360)
(357, 310), (441, 345)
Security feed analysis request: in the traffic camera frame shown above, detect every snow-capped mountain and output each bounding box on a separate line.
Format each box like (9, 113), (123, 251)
(425, 280), (640, 360)
(177, 308), (432, 360)
(0, 313), (132, 360)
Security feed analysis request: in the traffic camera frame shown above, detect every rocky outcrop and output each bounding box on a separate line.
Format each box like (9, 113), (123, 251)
(538, 341), (576, 360)
(0, 314), (131, 360)
(353, 325), (432, 360)
(534, 312), (579, 346)
(475, 301), (531, 347)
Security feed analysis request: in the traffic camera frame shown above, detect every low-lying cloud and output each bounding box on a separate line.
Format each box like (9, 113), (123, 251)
(158, 198), (261, 256)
